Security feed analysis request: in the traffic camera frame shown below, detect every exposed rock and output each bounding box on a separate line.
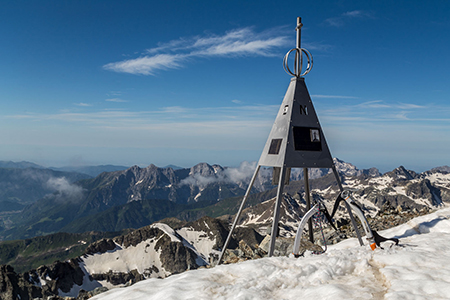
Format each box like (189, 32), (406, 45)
(33, 259), (84, 295)
(91, 270), (144, 286)
(77, 287), (109, 300)
(238, 193), (307, 237)
(157, 217), (188, 230)
(386, 166), (417, 181)
(0, 265), (43, 300)
(156, 234), (199, 274)
(233, 227), (264, 250)
(84, 238), (117, 255)
(183, 216), (231, 250)
(430, 166), (450, 173)
(114, 225), (165, 248)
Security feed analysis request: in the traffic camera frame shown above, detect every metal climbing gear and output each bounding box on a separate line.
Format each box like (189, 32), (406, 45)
(311, 205), (327, 254)
(330, 190), (399, 249)
(292, 190), (400, 257)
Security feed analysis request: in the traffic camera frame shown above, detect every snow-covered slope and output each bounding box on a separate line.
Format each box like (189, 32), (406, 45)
(82, 223), (207, 280)
(91, 206), (450, 300)
(19, 222), (212, 298)
(0, 216), (263, 299)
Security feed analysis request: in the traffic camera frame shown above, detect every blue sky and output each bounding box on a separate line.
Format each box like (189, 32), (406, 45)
(1, 0), (449, 172)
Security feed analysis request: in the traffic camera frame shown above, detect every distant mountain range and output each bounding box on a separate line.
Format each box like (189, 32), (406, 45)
(0, 160), (129, 176)
(0, 159), (449, 242)
(49, 164), (130, 177)
(0, 162), (271, 240)
(0, 159), (449, 299)
(0, 161), (45, 169)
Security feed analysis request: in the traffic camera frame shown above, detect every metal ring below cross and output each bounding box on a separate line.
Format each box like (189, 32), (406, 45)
(283, 48), (313, 77)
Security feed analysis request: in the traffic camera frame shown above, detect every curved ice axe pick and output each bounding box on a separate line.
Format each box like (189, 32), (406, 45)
(291, 199), (337, 256)
(331, 190), (399, 249)
(292, 203), (320, 257)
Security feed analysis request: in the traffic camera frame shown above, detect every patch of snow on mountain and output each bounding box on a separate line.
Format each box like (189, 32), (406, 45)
(313, 186), (332, 196)
(82, 239), (167, 277)
(212, 165), (222, 173)
(194, 192), (202, 201)
(368, 176), (394, 190)
(356, 195), (378, 216)
(243, 213), (262, 225)
(389, 186), (407, 196)
(342, 178), (369, 190)
(426, 172), (450, 189)
(152, 223), (181, 243)
(203, 220), (210, 229)
(176, 227), (218, 263)
(92, 206), (450, 300)
(38, 276), (47, 287)
(333, 158), (359, 176)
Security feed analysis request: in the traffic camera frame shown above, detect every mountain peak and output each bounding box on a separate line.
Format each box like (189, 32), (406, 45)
(386, 166), (416, 180)
(189, 163), (218, 176)
(430, 166), (450, 173)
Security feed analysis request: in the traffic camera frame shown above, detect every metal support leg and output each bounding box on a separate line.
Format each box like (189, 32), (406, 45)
(268, 166), (287, 257)
(217, 165), (261, 265)
(303, 168), (314, 243)
(331, 165), (363, 246)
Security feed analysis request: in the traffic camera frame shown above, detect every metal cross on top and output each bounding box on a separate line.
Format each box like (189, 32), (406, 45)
(217, 17), (363, 265)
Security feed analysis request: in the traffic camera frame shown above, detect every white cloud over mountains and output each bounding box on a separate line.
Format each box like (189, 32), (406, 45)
(180, 161), (263, 188)
(46, 177), (85, 203)
(103, 27), (289, 75)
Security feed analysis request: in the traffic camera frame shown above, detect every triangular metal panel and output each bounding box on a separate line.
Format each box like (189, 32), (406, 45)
(258, 77), (333, 168)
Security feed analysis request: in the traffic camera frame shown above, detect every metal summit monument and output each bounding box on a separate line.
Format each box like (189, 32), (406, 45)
(217, 17), (364, 264)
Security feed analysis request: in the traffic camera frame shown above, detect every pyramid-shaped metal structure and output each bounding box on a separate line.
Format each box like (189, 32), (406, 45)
(217, 17), (363, 265)
(258, 76), (333, 169)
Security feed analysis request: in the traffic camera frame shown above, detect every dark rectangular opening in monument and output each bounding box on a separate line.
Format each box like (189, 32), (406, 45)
(293, 127), (322, 151)
(268, 139), (282, 154)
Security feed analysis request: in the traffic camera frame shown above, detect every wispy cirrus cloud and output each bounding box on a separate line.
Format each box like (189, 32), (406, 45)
(325, 10), (375, 27)
(397, 103), (426, 109)
(74, 103), (92, 107)
(106, 98), (129, 103)
(103, 27), (289, 75)
(318, 99), (437, 124)
(357, 100), (391, 108)
(104, 54), (186, 75)
(312, 94), (359, 99)
(356, 100), (426, 110)
(7, 104), (278, 127)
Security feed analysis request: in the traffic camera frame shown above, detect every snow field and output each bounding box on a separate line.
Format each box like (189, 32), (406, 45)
(83, 238), (167, 277)
(92, 206), (450, 300)
(176, 227), (218, 263)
